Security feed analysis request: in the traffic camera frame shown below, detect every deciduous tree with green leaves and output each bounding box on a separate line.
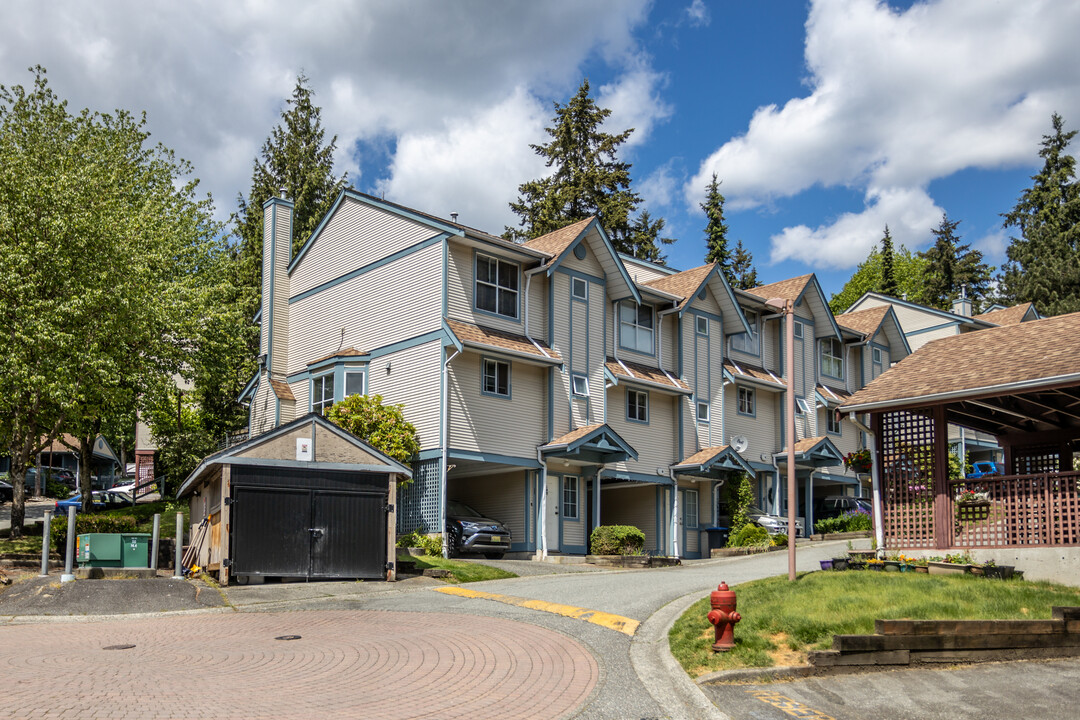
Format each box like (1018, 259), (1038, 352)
(829, 242), (928, 314)
(506, 79), (672, 261)
(0, 67), (223, 533)
(999, 113), (1080, 315)
(325, 394), (421, 465)
(917, 214), (992, 313)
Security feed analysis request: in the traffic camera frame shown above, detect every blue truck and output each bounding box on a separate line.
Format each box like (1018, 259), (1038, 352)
(966, 461), (1004, 479)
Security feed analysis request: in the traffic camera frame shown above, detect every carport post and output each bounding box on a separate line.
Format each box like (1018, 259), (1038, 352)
(39, 510), (53, 576)
(173, 512), (183, 579)
(60, 506), (77, 583)
(151, 514), (160, 571)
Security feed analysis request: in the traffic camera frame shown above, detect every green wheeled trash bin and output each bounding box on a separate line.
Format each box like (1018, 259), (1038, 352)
(119, 533), (152, 568)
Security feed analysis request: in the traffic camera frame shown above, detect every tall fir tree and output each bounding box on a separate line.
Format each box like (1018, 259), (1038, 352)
(506, 79), (671, 261)
(701, 174), (731, 269)
(917, 214), (992, 312)
(880, 226), (898, 297)
(729, 239), (759, 290)
(999, 113), (1080, 315)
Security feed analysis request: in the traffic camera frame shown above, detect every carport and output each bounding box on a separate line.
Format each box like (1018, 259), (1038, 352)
(178, 414), (411, 584)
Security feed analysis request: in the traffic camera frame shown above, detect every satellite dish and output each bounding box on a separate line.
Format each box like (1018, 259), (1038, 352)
(730, 435), (749, 453)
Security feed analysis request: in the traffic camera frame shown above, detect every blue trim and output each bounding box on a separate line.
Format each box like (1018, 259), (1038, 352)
(442, 319), (464, 353)
(448, 449), (542, 469)
(567, 290), (574, 424)
(267, 202), (277, 371)
(290, 233), (446, 305)
(238, 372), (259, 403)
(288, 190), (340, 272)
(688, 307), (723, 324)
(570, 276), (589, 301)
(730, 310), (760, 356)
(480, 356), (512, 399)
(341, 188), (468, 240)
(547, 367), (554, 442)
(556, 265), (605, 286)
(602, 298), (608, 424)
(306, 352), (370, 374)
(600, 467), (673, 485)
(907, 320), (960, 336)
(626, 388), (650, 425)
(522, 471), (532, 550)
(736, 386), (756, 418)
(618, 252), (677, 276)
(473, 249), (522, 323)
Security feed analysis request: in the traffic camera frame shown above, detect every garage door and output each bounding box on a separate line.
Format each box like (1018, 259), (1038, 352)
(229, 469), (388, 580)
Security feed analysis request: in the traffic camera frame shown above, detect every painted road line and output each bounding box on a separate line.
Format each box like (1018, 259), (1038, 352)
(745, 688), (837, 720)
(435, 586), (640, 636)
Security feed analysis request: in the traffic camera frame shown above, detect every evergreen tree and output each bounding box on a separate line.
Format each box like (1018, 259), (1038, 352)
(917, 214), (992, 312)
(829, 244), (928, 314)
(999, 113), (1080, 315)
(730, 239), (759, 290)
(880, 226), (898, 297)
(701, 174), (730, 269)
(506, 79), (670, 260)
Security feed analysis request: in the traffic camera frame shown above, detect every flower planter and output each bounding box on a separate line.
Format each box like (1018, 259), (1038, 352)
(898, 563), (916, 573)
(819, 559), (833, 570)
(983, 565), (1015, 579)
(883, 560), (901, 572)
(914, 565), (929, 573)
(867, 562), (885, 571)
(849, 462), (872, 474)
(848, 560), (867, 570)
(928, 561), (969, 576)
(831, 557), (850, 570)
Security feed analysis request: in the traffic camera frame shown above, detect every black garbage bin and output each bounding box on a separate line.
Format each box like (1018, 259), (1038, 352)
(704, 526), (729, 554)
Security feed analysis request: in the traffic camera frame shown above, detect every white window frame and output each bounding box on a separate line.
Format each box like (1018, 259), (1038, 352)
(820, 337), (844, 379)
(571, 276), (588, 300)
(697, 401), (710, 423)
(619, 302), (654, 355)
(737, 386), (755, 415)
(344, 369), (365, 398)
(683, 489), (699, 530)
(732, 312), (758, 354)
(795, 397), (810, 416)
(571, 373), (590, 397)
(481, 357), (510, 398)
(872, 347), (882, 364)
(562, 476), (579, 520)
(627, 388), (649, 423)
(312, 373), (335, 415)
(827, 409), (842, 435)
(475, 253), (519, 319)
(695, 315), (708, 335)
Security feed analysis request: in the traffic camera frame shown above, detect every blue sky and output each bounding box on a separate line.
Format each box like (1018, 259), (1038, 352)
(4, 0), (1079, 303)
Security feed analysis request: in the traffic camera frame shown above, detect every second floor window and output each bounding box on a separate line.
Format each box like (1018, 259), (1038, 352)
(312, 374), (334, 415)
(820, 338), (844, 379)
(732, 312), (758, 354)
(620, 302), (654, 354)
(476, 253), (519, 319)
(827, 410), (842, 435)
(482, 358), (510, 397)
(737, 386), (755, 415)
(627, 389), (649, 423)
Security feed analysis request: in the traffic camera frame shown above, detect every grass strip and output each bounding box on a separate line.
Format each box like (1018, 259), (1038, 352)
(398, 553), (516, 583)
(670, 571), (1080, 677)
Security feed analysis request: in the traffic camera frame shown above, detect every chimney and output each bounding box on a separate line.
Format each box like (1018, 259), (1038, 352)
(951, 284), (972, 317)
(261, 192), (294, 389)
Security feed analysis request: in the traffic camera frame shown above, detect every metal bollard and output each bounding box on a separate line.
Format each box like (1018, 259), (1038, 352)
(173, 512), (183, 579)
(151, 514), (160, 572)
(40, 510), (53, 576)
(61, 506), (77, 583)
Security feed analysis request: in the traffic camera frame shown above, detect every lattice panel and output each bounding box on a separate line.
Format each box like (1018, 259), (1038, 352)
(396, 458), (442, 534)
(950, 472), (1080, 548)
(879, 409), (937, 548)
(1013, 445), (1060, 475)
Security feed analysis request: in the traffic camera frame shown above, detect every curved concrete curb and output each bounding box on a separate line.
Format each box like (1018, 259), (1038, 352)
(630, 590), (731, 720)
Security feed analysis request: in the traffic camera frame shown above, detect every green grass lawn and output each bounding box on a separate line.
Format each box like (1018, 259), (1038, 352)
(397, 552), (516, 584)
(670, 571), (1080, 677)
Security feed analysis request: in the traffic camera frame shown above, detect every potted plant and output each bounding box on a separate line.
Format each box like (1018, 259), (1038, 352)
(819, 559), (834, 570)
(981, 559), (1015, 579)
(843, 448), (872, 475)
(928, 552), (974, 575)
(866, 557), (885, 571)
(883, 557), (901, 572)
(831, 556), (850, 570)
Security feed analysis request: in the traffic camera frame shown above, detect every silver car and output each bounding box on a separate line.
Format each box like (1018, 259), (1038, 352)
(747, 505), (805, 536)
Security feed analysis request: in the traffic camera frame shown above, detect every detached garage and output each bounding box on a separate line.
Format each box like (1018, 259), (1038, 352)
(177, 413), (411, 585)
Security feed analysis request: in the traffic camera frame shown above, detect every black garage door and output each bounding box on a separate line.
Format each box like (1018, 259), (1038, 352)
(229, 467), (388, 580)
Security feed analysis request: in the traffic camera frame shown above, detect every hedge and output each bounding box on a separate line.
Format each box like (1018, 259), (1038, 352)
(590, 525), (645, 555)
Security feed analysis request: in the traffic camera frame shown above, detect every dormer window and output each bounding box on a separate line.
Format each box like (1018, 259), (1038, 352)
(475, 253), (519, 319)
(820, 337), (844, 379)
(732, 311), (758, 354)
(619, 302), (654, 354)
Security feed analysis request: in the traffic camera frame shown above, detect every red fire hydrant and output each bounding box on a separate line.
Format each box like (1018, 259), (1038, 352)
(707, 582), (741, 652)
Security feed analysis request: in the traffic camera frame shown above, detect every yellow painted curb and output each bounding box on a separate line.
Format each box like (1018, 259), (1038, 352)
(435, 586), (640, 636)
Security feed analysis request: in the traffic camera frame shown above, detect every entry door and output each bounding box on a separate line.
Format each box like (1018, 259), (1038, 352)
(679, 489), (700, 558)
(545, 475), (560, 552)
(310, 490), (386, 578)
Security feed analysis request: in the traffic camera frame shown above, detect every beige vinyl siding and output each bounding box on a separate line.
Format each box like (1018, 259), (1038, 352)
(907, 325), (957, 351)
(551, 273), (572, 437)
(559, 246), (604, 278)
(278, 398), (296, 424)
(291, 378), (309, 417)
(759, 314), (778, 371)
(621, 258), (673, 286)
(725, 383), (779, 462)
(451, 471), (530, 547)
(446, 241), (530, 335)
(608, 387), (678, 475)
(570, 295), (588, 372)
(262, 203), (292, 377)
(709, 315), (725, 448)
(366, 340), (442, 449)
(602, 485), (660, 552)
(527, 273), (547, 341)
(249, 379), (276, 437)
(289, 198), (436, 297)
(448, 351), (546, 457)
(287, 243), (442, 376)
(684, 313), (720, 455)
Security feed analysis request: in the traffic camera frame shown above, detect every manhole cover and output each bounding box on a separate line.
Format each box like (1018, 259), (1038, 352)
(102, 644), (136, 650)
(275, 635), (302, 641)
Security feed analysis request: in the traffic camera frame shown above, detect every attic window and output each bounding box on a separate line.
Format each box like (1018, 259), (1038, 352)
(793, 321), (803, 339)
(573, 243), (587, 260)
(872, 347), (882, 364)
(571, 276), (587, 300)
(696, 316), (708, 335)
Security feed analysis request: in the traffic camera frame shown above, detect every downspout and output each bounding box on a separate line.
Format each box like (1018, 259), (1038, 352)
(671, 473), (679, 558)
(848, 414), (885, 557)
(536, 446), (548, 559)
(524, 267), (552, 359)
(441, 347), (460, 558)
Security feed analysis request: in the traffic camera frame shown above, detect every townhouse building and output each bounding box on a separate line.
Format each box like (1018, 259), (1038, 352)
(242, 189), (906, 558)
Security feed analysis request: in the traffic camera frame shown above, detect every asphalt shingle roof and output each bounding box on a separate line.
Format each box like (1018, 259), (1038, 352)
(446, 318), (561, 362)
(973, 303), (1035, 326)
(641, 264), (715, 311)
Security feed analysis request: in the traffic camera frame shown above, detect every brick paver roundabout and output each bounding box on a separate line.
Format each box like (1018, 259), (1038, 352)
(1, 610), (599, 719)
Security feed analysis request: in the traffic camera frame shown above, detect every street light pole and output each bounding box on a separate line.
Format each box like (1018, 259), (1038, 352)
(766, 297), (798, 582)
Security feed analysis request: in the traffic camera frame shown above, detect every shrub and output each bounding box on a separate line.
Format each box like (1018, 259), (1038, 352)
(396, 529), (442, 557)
(590, 525), (645, 555)
(771, 533), (788, 547)
(44, 478), (70, 499)
(51, 514), (138, 555)
(814, 509), (873, 534)
(729, 524), (769, 548)
(325, 394), (421, 464)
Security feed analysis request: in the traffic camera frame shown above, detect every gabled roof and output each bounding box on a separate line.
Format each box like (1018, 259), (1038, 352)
(722, 359), (786, 391)
(816, 384), (852, 407)
(841, 311), (1080, 413)
(605, 357), (691, 394)
(974, 302), (1039, 326)
(642, 263), (752, 336)
(446, 318), (562, 365)
(178, 413), (412, 498)
(745, 273), (840, 339)
(835, 304), (912, 359)
(539, 423), (637, 463)
(671, 445), (754, 477)
(523, 217), (641, 304)
(845, 291), (995, 330)
(40, 434), (118, 463)
(778, 435), (844, 467)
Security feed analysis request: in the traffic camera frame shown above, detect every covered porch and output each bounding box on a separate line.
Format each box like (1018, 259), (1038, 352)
(841, 312), (1080, 550)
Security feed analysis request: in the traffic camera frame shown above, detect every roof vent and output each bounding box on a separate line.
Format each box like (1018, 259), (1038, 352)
(450, 212), (459, 223)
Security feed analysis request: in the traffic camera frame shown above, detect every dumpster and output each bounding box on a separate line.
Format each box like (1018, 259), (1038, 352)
(76, 533), (151, 568)
(703, 526), (730, 555)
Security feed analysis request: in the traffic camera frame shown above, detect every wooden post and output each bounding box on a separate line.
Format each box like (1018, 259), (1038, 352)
(387, 474), (398, 581)
(932, 406), (951, 549)
(219, 465), (231, 587)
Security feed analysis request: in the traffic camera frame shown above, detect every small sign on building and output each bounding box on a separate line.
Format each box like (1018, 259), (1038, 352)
(296, 438), (312, 461)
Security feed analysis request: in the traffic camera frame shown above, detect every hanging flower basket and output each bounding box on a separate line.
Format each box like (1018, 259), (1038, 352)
(843, 449), (872, 474)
